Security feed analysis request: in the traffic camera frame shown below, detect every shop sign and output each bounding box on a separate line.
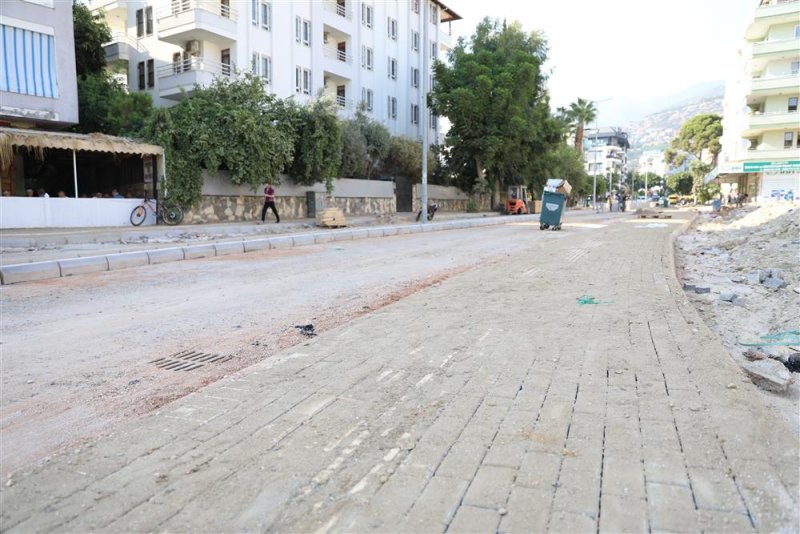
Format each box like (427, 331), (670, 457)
(742, 160), (800, 173)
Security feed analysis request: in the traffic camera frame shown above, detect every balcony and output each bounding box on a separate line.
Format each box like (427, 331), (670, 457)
(156, 1), (237, 47)
(744, 110), (799, 135)
(742, 146), (799, 162)
(752, 38), (800, 60)
(746, 0), (800, 40)
(157, 57), (231, 100)
(322, 45), (353, 78)
(103, 33), (143, 63)
(749, 73), (800, 95)
(88, 0), (127, 18)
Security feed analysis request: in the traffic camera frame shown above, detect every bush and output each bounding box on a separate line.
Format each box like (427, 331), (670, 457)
(466, 198), (478, 212)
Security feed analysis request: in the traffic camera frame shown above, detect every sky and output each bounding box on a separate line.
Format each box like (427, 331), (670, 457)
(446, 0), (757, 125)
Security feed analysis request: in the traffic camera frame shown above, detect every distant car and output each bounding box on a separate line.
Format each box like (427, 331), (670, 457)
(637, 196), (646, 201)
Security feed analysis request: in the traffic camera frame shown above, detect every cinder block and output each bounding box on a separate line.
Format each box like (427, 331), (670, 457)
(58, 256), (109, 277)
(268, 236), (294, 249)
(243, 239), (271, 253)
(147, 247), (185, 264)
(182, 244), (216, 260)
(291, 234), (315, 246)
(214, 241), (245, 256)
(0, 261), (61, 284)
(107, 251), (150, 271)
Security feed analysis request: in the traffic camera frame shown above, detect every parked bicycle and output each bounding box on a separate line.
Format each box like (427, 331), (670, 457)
(129, 196), (184, 226)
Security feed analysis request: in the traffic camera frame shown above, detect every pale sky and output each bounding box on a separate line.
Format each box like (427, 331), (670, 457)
(446, 0), (757, 123)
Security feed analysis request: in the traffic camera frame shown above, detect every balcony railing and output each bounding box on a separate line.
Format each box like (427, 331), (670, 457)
(750, 72), (799, 92)
(156, 0), (237, 21)
(324, 1), (352, 20)
(157, 56), (232, 79)
(325, 94), (354, 110)
(752, 38), (800, 57)
(323, 45), (353, 64)
(105, 32), (144, 52)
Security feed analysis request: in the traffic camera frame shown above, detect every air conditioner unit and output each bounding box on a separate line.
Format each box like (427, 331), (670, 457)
(186, 40), (200, 54)
(323, 32), (330, 44)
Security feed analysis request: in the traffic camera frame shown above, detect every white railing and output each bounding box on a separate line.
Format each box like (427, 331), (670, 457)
(323, 45), (352, 64)
(157, 56), (232, 78)
(156, 0), (237, 21)
(332, 95), (354, 109)
(324, 1), (352, 19)
(105, 32), (144, 52)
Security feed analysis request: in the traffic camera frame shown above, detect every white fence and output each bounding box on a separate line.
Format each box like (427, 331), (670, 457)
(0, 198), (150, 229)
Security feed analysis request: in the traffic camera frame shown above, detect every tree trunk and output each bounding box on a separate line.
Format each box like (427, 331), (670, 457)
(494, 176), (501, 209)
(575, 124), (584, 153)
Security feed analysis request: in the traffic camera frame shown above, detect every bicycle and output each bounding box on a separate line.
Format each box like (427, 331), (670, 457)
(129, 196), (184, 226)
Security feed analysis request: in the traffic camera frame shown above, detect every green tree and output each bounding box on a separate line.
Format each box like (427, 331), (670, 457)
(382, 137), (436, 181)
(566, 98), (597, 153)
(666, 171), (693, 195)
(541, 144), (590, 199)
(286, 98), (342, 195)
(664, 113), (722, 168)
(339, 109), (391, 179)
(141, 75), (296, 206)
(430, 18), (561, 205)
(72, 1), (110, 77)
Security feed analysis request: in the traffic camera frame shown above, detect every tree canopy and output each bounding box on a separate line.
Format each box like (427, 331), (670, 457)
(666, 171), (693, 195)
(564, 98), (597, 153)
(665, 113), (722, 167)
(286, 97), (342, 195)
(72, 1), (110, 77)
(430, 18), (561, 204)
(339, 109), (391, 180)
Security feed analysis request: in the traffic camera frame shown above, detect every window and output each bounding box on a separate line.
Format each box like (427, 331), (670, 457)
(795, 25), (800, 39)
(411, 30), (419, 51)
(252, 0), (258, 25)
(387, 17), (397, 40)
(388, 57), (397, 79)
(792, 61), (800, 75)
(146, 59), (154, 88)
(362, 88), (373, 111)
(411, 103), (419, 125)
(361, 4), (373, 27)
(797, 131), (800, 148)
(429, 111), (437, 129)
(430, 41), (437, 59)
(411, 0), (419, 13)
(221, 48), (231, 76)
(411, 67), (419, 88)
(145, 7), (153, 35)
(429, 2), (437, 24)
(137, 61), (145, 90)
(252, 53), (258, 73)
(387, 96), (397, 119)
(295, 66), (311, 94)
(296, 17), (310, 45)
(361, 46), (373, 70)
(261, 2), (271, 29)
(789, 97), (798, 112)
(430, 74), (436, 90)
(261, 56), (271, 83)
(0, 24), (59, 98)
(784, 132), (794, 148)
(136, 9), (144, 37)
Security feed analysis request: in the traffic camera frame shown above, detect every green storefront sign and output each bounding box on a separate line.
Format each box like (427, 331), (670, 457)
(742, 160), (800, 173)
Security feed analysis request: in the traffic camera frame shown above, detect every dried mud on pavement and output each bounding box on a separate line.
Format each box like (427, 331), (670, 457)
(1, 212), (798, 533)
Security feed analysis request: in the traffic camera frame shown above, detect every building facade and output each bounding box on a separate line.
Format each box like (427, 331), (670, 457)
(0, 0), (79, 128)
(88, 0), (459, 143)
(584, 127), (631, 191)
(718, 0), (799, 202)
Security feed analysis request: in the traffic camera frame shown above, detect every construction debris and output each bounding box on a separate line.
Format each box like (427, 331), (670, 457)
(742, 359), (795, 393)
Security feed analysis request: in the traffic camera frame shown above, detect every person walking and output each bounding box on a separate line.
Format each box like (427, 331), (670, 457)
(261, 182), (280, 223)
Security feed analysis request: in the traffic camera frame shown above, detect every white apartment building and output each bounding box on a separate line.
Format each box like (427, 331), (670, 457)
(584, 127), (630, 190)
(637, 150), (669, 177)
(88, 0), (460, 144)
(718, 0), (799, 202)
(0, 0), (79, 128)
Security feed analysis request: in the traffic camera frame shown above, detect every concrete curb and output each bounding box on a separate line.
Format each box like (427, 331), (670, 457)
(0, 214), (540, 285)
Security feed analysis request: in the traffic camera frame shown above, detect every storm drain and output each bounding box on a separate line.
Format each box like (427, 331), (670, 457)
(151, 350), (232, 372)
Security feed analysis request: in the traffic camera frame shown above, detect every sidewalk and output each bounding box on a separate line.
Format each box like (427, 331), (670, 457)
(1, 212), (796, 532)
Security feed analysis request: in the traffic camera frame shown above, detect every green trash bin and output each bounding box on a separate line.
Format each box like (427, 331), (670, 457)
(539, 190), (566, 231)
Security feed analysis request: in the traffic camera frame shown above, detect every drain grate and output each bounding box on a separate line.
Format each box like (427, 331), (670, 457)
(151, 350), (232, 372)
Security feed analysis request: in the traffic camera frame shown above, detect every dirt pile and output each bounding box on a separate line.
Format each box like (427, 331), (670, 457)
(676, 203), (800, 434)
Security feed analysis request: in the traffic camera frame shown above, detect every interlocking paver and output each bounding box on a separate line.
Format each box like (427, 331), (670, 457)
(1, 213), (797, 533)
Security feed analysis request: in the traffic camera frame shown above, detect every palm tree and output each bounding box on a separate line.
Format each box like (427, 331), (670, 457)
(568, 98), (597, 154)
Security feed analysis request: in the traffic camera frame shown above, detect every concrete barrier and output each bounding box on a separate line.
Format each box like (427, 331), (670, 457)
(0, 261), (61, 284)
(367, 228), (385, 238)
(147, 247), (185, 264)
(350, 229), (371, 240)
(58, 256), (110, 277)
(331, 231), (355, 242)
(268, 236), (294, 249)
(107, 251), (150, 271)
(313, 233), (336, 244)
(214, 241), (245, 256)
(291, 234), (316, 247)
(183, 244), (217, 260)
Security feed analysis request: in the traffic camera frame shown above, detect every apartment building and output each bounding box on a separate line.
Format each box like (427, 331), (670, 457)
(88, 0), (460, 143)
(0, 0), (79, 128)
(584, 127), (630, 189)
(718, 0), (799, 202)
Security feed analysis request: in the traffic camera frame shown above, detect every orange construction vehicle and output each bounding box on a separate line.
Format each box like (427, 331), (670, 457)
(505, 185), (529, 215)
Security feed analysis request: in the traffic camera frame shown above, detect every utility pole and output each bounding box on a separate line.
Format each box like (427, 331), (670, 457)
(420, 0), (429, 223)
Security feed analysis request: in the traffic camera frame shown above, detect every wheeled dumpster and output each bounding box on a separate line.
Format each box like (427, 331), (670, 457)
(539, 190), (566, 231)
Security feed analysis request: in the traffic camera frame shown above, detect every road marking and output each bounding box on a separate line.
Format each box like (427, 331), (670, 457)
(416, 373), (433, 388)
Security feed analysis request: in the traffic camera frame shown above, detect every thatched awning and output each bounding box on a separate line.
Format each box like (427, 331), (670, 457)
(0, 127), (164, 169)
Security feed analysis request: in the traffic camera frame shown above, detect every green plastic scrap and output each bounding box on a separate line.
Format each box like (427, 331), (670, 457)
(739, 330), (800, 347)
(577, 295), (611, 305)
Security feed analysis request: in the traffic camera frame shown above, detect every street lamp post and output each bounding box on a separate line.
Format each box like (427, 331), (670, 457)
(590, 98), (611, 212)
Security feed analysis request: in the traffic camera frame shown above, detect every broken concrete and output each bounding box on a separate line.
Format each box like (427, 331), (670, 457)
(742, 359), (795, 393)
(763, 278), (787, 290)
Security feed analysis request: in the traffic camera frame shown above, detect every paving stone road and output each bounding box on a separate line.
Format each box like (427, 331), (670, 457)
(1, 213), (797, 533)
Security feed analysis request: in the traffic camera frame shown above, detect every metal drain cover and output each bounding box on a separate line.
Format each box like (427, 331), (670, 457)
(151, 350), (232, 372)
